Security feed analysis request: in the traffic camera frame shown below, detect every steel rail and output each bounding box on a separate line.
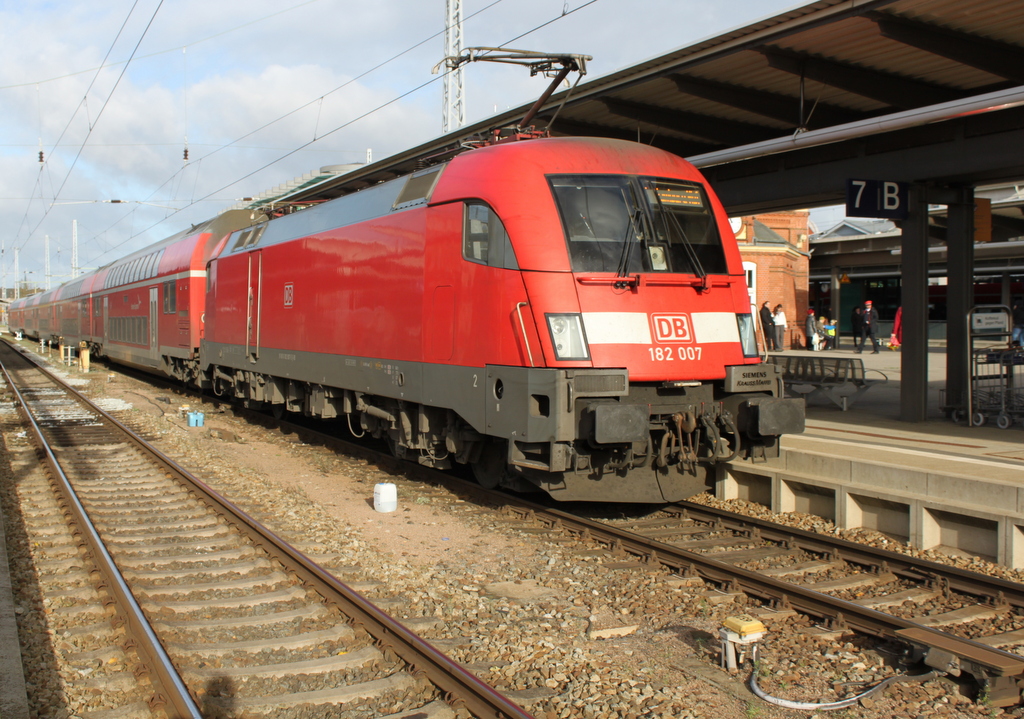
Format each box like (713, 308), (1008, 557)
(235, 405), (1024, 613)
(1, 341), (534, 719)
(219, 399), (1024, 681)
(487, 497), (1024, 688)
(89, 355), (1024, 701)
(237, 408), (1024, 692)
(0, 346), (202, 718)
(668, 500), (1024, 608)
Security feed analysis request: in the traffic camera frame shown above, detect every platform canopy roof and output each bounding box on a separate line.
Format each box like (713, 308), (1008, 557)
(239, 0), (1024, 220)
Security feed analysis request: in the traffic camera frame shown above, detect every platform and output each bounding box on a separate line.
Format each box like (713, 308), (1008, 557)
(721, 341), (1024, 567)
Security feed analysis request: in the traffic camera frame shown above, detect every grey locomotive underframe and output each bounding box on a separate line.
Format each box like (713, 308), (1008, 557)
(195, 341), (800, 500)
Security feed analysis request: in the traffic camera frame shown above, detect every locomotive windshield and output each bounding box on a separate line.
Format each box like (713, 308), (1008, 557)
(549, 175), (728, 276)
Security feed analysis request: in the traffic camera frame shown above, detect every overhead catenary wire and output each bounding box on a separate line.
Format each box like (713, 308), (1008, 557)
(17, 0), (166, 257)
(15, 0), (602, 276)
(0, 0), (330, 92)
(80, 0), (600, 270)
(29, 0), (143, 201)
(77, 0), (509, 269)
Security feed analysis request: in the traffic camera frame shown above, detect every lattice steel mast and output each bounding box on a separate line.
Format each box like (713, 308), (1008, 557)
(442, 0), (465, 133)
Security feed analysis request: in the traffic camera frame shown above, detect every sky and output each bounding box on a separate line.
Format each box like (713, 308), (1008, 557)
(0, 0), (811, 292)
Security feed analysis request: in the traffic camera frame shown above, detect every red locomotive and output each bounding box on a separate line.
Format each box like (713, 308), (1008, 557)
(10, 137), (804, 502)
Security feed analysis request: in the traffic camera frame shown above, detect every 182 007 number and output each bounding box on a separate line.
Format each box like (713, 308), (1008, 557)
(649, 346), (702, 361)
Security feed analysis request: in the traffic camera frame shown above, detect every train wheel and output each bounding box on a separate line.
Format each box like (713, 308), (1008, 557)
(271, 404), (285, 420)
(997, 413), (1013, 430)
(386, 435), (408, 460)
(471, 440), (506, 489)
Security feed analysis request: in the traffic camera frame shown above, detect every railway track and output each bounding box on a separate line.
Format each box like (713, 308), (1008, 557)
(226, 399), (1024, 708)
(495, 500), (1024, 707)
(216, 384), (1024, 709)
(0, 339), (532, 719)
(27, 342), (1024, 711)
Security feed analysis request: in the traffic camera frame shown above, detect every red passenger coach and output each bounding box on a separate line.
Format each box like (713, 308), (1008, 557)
(8, 211), (255, 374)
(200, 137), (804, 502)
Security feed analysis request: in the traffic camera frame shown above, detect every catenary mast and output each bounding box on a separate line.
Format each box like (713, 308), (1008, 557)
(442, 0), (465, 133)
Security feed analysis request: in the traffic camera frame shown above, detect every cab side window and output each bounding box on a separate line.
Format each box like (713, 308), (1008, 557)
(462, 202), (518, 270)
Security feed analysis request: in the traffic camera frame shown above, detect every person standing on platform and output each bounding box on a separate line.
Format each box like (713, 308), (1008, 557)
(760, 301), (776, 351)
(859, 300), (880, 354)
(773, 304), (787, 352)
(805, 308), (819, 350)
(851, 307), (864, 352)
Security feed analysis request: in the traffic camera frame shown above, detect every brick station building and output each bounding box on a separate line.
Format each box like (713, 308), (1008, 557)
(735, 210), (811, 351)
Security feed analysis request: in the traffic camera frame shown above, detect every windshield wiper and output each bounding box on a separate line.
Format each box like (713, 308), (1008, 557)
(662, 203), (709, 290)
(614, 187), (649, 282)
(614, 209), (641, 277)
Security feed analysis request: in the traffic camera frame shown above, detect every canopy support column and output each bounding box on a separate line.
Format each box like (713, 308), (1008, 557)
(900, 184), (930, 422)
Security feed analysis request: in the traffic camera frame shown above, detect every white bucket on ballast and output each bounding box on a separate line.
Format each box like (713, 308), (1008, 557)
(373, 482), (397, 512)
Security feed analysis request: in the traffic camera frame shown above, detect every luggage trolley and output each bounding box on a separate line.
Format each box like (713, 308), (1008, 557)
(986, 345), (1024, 428)
(959, 306), (1020, 428)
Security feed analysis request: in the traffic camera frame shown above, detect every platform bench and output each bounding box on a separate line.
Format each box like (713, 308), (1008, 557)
(765, 355), (888, 411)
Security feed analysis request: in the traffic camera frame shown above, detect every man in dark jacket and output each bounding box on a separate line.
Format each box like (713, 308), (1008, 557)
(850, 307), (864, 352)
(805, 308), (819, 350)
(859, 300), (880, 354)
(759, 301), (776, 351)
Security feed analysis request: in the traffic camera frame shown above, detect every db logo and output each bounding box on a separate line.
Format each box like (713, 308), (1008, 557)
(652, 314), (692, 342)
(283, 283), (294, 307)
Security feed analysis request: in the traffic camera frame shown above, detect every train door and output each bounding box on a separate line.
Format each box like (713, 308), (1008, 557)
(246, 250), (262, 361)
(102, 296), (108, 342)
(149, 287), (158, 353)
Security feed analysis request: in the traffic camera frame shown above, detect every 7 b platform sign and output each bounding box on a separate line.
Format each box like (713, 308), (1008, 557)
(846, 179), (909, 220)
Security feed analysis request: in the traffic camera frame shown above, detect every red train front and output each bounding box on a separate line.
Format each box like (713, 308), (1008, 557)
(201, 137), (804, 502)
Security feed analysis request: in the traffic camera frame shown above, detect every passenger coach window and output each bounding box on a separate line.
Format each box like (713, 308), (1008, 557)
(463, 202), (518, 270)
(163, 280), (176, 314)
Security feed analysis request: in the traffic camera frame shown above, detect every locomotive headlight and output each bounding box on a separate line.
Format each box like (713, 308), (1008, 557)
(736, 313), (759, 358)
(546, 313), (590, 361)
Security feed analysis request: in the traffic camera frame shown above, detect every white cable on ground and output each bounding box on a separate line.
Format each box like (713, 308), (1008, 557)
(747, 644), (941, 711)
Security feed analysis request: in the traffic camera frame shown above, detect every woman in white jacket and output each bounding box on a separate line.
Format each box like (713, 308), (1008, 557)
(773, 304), (787, 352)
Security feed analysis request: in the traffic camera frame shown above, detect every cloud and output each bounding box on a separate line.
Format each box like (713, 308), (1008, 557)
(0, 0), (800, 283)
